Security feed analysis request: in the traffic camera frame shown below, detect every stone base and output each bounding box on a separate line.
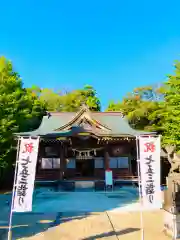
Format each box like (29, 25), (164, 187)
(164, 210), (180, 239)
(95, 181), (105, 191)
(164, 176), (180, 213)
(75, 181), (94, 189)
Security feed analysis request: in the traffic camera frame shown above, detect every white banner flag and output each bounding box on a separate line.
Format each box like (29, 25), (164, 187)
(13, 137), (39, 212)
(139, 136), (162, 209)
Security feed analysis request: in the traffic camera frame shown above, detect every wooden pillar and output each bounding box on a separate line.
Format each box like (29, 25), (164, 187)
(60, 142), (65, 180)
(129, 155), (132, 175)
(104, 148), (110, 170)
(36, 141), (42, 174)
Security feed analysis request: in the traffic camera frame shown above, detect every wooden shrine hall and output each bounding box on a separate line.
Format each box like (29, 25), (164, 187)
(16, 105), (154, 182)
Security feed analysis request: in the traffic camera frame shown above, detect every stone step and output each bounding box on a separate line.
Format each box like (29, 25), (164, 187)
(75, 181), (94, 189)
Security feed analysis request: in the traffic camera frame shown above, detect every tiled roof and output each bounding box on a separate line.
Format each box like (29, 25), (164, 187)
(15, 109), (154, 137)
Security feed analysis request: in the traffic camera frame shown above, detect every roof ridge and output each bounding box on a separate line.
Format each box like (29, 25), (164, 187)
(48, 111), (124, 115)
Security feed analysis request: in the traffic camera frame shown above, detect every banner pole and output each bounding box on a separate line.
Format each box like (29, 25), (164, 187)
(136, 136), (144, 240)
(7, 137), (21, 240)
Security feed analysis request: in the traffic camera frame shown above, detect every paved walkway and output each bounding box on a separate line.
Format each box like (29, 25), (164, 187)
(17, 211), (170, 240)
(0, 190), (169, 239)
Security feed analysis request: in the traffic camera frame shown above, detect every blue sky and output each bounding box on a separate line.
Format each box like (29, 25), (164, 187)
(1, 0), (180, 110)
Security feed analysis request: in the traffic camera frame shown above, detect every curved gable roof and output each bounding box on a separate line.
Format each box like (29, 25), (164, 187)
(15, 107), (155, 137)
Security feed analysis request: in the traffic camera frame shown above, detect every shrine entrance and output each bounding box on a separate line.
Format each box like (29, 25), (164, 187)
(76, 159), (94, 177)
(72, 148), (97, 178)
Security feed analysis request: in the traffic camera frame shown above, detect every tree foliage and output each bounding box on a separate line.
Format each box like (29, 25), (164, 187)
(107, 85), (164, 131)
(0, 57), (46, 170)
(29, 84), (101, 112)
(107, 61), (180, 150)
(161, 62), (180, 149)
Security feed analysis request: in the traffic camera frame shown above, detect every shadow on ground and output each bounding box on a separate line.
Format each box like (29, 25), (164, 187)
(0, 211), (93, 239)
(82, 228), (140, 240)
(0, 186), (139, 239)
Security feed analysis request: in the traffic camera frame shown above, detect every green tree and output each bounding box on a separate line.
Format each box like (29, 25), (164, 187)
(0, 57), (45, 179)
(161, 61), (180, 149)
(107, 85), (164, 132)
(59, 85), (101, 112)
(29, 87), (62, 112)
(33, 84), (101, 112)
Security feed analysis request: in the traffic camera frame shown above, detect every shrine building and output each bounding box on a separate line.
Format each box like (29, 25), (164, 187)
(16, 105), (154, 182)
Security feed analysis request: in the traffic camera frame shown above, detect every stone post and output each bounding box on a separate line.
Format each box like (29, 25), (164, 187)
(163, 175), (180, 239)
